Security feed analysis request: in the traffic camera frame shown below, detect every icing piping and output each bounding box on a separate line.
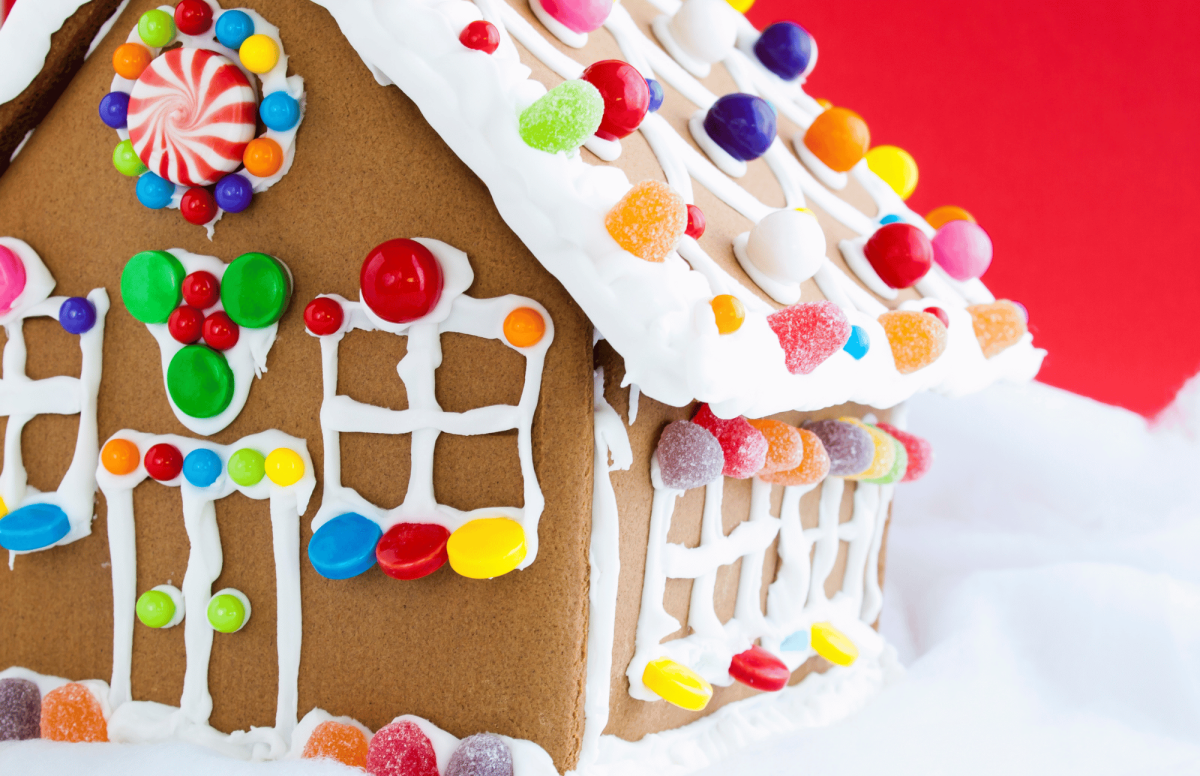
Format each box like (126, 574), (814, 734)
(0, 0), (93, 105)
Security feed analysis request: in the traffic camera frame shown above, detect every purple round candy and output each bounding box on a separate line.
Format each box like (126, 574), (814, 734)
(754, 21), (815, 81)
(0, 677), (41, 741)
(703, 93), (776, 162)
(214, 174), (253, 213)
(804, 419), (873, 476)
(99, 91), (130, 129)
(59, 296), (96, 335)
(447, 732), (513, 776)
(931, 220), (992, 281)
(656, 420), (724, 490)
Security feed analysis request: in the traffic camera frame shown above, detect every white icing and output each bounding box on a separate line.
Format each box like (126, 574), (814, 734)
(654, 0), (739, 79)
(0, 0), (92, 105)
(8, 128), (34, 163)
(208, 587), (252, 632)
(839, 236), (900, 300)
(584, 134), (621, 162)
(687, 108), (747, 178)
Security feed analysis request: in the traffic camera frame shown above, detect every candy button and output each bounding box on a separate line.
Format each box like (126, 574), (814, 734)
(459, 20), (501, 54)
(767, 301), (851, 375)
(227, 448), (266, 487)
(642, 657), (712, 711)
(40, 683), (107, 742)
(102, 438), (141, 475)
(0, 503), (70, 552)
(759, 427), (830, 486)
(843, 324), (870, 360)
(182, 270), (220, 309)
(581, 60), (650, 141)
(519, 80), (604, 154)
(180, 187), (218, 226)
(303, 720), (369, 768)
(183, 448), (223, 487)
(58, 297), (96, 335)
(174, 0), (214, 36)
(864, 222), (934, 289)
(447, 518), (527, 579)
(746, 419), (803, 475)
(693, 404), (767, 479)
(447, 732), (513, 776)
(99, 91), (130, 129)
(122, 250), (185, 323)
(360, 239), (443, 324)
(304, 297), (344, 336)
(207, 589), (250, 633)
(0, 245), (27, 314)
(710, 294), (744, 335)
(967, 300), (1027, 358)
(376, 522), (452, 580)
(865, 145), (919, 200)
(879, 310), (948, 374)
(729, 645), (790, 691)
(703, 93), (776, 162)
(215, 9), (254, 49)
(112, 43), (152, 80)
(136, 587), (181, 629)
(265, 448), (305, 486)
(803, 107), (870, 173)
(260, 91), (301, 132)
(214, 174), (253, 214)
(309, 513), (382, 579)
(646, 78), (664, 112)
(167, 345), (235, 419)
(243, 137), (284, 178)
(839, 417), (896, 481)
(168, 306), (204, 344)
(754, 21), (815, 81)
(202, 311), (240, 351)
(503, 307), (546, 348)
(367, 720), (439, 776)
(811, 622), (858, 666)
(605, 180), (688, 262)
(136, 172), (175, 209)
(221, 252), (291, 328)
(655, 420), (724, 491)
(138, 9), (175, 47)
(144, 443), (183, 481)
(239, 34), (279, 74)
(113, 139), (148, 176)
(780, 629), (810, 652)
(925, 205), (976, 229)
(0, 677), (41, 741)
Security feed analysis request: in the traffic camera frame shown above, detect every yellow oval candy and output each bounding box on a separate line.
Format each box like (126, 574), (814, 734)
(447, 518), (527, 579)
(642, 657), (713, 711)
(865, 145), (919, 200)
(811, 622), (858, 666)
(265, 448), (305, 486)
(838, 417), (896, 480)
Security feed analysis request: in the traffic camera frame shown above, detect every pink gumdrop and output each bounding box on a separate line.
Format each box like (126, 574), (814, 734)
(693, 404), (768, 479)
(875, 422), (933, 483)
(0, 246), (27, 314)
(539, 0), (612, 34)
(367, 720), (439, 776)
(767, 301), (851, 375)
(931, 220), (992, 281)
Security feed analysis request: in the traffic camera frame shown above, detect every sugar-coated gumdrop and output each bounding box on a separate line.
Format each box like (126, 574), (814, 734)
(759, 427), (830, 486)
(932, 219), (992, 281)
(581, 60), (650, 141)
(879, 310), (947, 374)
(376, 522), (451, 580)
(303, 720), (369, 769)
(767, 301), (851, 375)
(166, 304), (202, 344)
(967, 300), (1027, 358)
(519, 80), (604, 155)
(925, 205), (975, 230)
(693, 404), (768, 479)
(642, 657), (712, 711)
(539, 0), (613, 34)
(810, 622), (858, 666)
(754, 21), (815, 81)
(923, 306), (949, 328)
(710, 294), (744, 334)
(447, 518), (527, 579)
(838, 418), (895, 481)
(746, 419), (803, 475)
(729, 645), (790, 691)
(803, 107), (870, 172)
(655, 420), (724, 490)
(605, 180), (688, 262)
(703, 93), (776, 162)
(685, 204), (706, 239)
(0, 678), (40, 740)
(0, 245), (28, 314)
(863, 428), (908, 485)
(40, 683), (107, 742)
(447, 732), (514, 776)
(361, 239), (444, 325)
(876, 422), (933, 483)
(864, 222), (933, 289)
(803, 419), (872, 477)
(367, 720), (439, 776)
(460, 20), (500, 54)
(865, 145), (919, 200)
(746, 208), (825, 286)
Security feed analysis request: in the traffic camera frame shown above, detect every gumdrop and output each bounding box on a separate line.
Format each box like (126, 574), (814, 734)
(40, 683), (107, 742)
(655, 420), (724, 490)
(303, 720), (369, 768)
(746, 419), (803, 475)
(367, 720), (439, 776)
(967, 300), (1026, 358)
(839, 417), (896, 481)
(518, 80), (604, 155)
(878, 310), (947, 374)
(759, 428), (830, 486)
(693, 404), (768, 479)
(803, 419), (872, 477)
(863, 428), (908, 484)
(729, 645), (790, 691)
(767, 301), (851, 375)
(447, 732), (514, 776)
(0, 678), (40, 740)
(605, 180), (688, 262)
(876, 422), (933, 483)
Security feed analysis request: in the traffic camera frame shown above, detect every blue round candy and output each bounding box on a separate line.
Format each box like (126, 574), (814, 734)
(215, 10), (254, 50)
(879, 214), (902, 225)
(843, 324), (870, 360)
(0, 503), (70, 552)
(308, 512), (383, 580)
(183, 448), (223, 488)
(136, 172), (176, 209)
(646, 78), (664, 113)
(754, 21), (815, 81)
(703, 93), (776, 162)
(99, 91), (130, 129)
(58, 297), (96, 335)
(260, 91), (300, 132)
(214, 174), (253, 213)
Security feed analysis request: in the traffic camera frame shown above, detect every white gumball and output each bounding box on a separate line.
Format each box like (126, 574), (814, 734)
(669, 0), (739, 66)
(747, 209), (826, 284)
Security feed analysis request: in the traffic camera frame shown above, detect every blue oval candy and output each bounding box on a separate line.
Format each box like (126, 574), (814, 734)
(703, 93), (776, 162)
(308, 513), (382, 580)
(183, 448), (223, 488)
(0, 503), (70, 551)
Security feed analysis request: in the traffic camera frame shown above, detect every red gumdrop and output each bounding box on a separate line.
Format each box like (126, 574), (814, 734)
(581, 60), (650, 141)
(182, 270), (220, 309)
(174, 0), (214, 36)
(376, 523), (452, 580)
(180, 187), (218, 226)
(361, 239), (444, 324)
(692, 404), (768, 479)
(144, 443), (183, 481)
(729, 645), (790, 691)
(685, 204), (706, 239)
(168, 305), (205, 344)
(864, 222), (933, 289)
(767, 301), (851, 375)
(923, 306), (950, 328)
(876, 422), (933, 483)
(203, 311), (239, 351)
(459, 20), (500, 54)
(304, 297), (344, 336)
(367, 720), (439, 776)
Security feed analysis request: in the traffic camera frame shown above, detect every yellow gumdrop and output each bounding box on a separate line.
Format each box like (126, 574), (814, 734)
(725, 0), (755, 12)
(642, 657), (713, 710)
(838, 417), (896, 480)
(239, 34), (279, 74)
(865, 145), (919, 200)
(925, 205), (976, 230)
(879, 310), (948, 375)
(265, 448), (305, 486)
(447, 518), (527, 579)
(605, 180), (688, 262)
(811, 622), (858, 666)
(967, 300), (1027, 358)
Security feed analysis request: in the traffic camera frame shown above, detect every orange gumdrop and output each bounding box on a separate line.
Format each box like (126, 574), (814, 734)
(925, 205), (976, 230)
(102, 438), (141, 475)
(303, 720), (369, 768)
(243, 137), (284, 178)
(760, 427), (830, 486)
(503, 306), (546, 348)
(113, 43), (152, 80)
(968, 300), (1027, 358)
(747, 419), (804, 475)
(879, 310), (948, 374)
(41, 683), (107, 743)
(803, 107), (870, 173)
(605, 180), (688, 262)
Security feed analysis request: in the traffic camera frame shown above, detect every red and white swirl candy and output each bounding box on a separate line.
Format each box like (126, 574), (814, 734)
(127, 48), (257, 187)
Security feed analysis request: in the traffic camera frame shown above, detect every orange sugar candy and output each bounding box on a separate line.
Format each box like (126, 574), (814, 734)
(803, 107), (871, 173)
(605, 180), (688, 262)
(759, 427), (830, 486)
(41, 683), (107, 742)
(303, 720), (369, 768)
(839, 417), (896, 480)
(113, 43), (152, 80)
(968, 300), (1027, 358)
(747, 419), (803, 474)
(879, 310), (947, 374)
(925, 205), (976, 230)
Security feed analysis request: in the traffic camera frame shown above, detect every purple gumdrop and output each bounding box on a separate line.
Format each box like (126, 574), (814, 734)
(446, 732), (513, 776)
(656, 420), (724, 490)
(804, 419), (873, 476)
(0, 678), (41, 740)
(931, 220), (992, 281)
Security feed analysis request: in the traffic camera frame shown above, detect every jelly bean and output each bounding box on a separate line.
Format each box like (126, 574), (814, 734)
(703, 93), (776, 162)
(581, 60), (650, 141)
(136, 172), (175, 209)
(879, 310), (947, 374)
(0, 245), (27, 313)
(309, 513), (382, 579)
(843, 324), (869, 360)
(167, 346), (235, 419)
(180, 187), (217, 225)
(303, 720), (369, 768)
(447, 732), (513, 776)
(519, 80), (604, 154)
(642, 657), (712, 711)
(875, 422), (933, 483)
(138, 9), (175, 48)
(305, 297), (344, 336)
(863, 428), (907, 485)
(754, 21), (815, 81)
(503, 307), (546, 348)
(0, 677), (40, 740)
(811, 622), (857, 666)
(222, 252), (291, 328)
(113, 43), (152, 80)
(136, 588), (177, 628)
(239, 34), (279, 74)
(685, 204), (706, 239)
(669, 0), (738, 66)
(539, 0), (613, 34)
(102, 438), (141, 475)
(260, 91), (301, 132)
(646, 78), (664, 112)
(174, 0), (213, 36)
(767, 301), (851, 375)
(447, 518), (527, 579)
(376, 522), (451, 580)
(802, 107), (870, 173)
(746, 419), (803, 475)
(227, 448), (266, 487)
(780, 628), (810, 652)
(729, 645), (790, 691)
(932, 219), (993, 281)
(459, 20), (500, 54)
(693, 404), (768, 479)
(0, 504), (70, 551)
(746, 208), (826, 287)
(759, 427), (830, 486)
(40, 683), (106, 742)
(168, 306), (204, 344)
(215, 9), (254, 50)
(361, 239), (444, 324)
(122, 250), (185, 323)
(99, 91), (129, 129)
(604, 180), (688, 262)
(710, 294), (744, 334)
(967, 300), (1026, 358)
(878, 214), (902, 225)
(924, 205), (975, 229)
(113, 139), (148, 176)
(143, 442), (183, 481)
(203, 311), (240, 351)
(655, 420), (724, 490)
(58, 297), (96, 335)
(864, 222), (933, 289)
(183, 448), (223, 488)
(865, 145), (918, 200)
(803, 419), (872, 477)
(266, 448), (305, 487)
(182, 271), (220, 309)
(838, 418), (895, 481)
(367, 720), (439, 776)
(207, 590), (249, 633)
(241, 136), (284, 179)
(214, 173), (253, 213)
(924, 306), (950, 328)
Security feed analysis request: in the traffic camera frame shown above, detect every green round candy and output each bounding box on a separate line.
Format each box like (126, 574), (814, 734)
(113, 139), (148, 177)
(136, 589), (175, 628)
(138, 9), (175, 48)
(167, 345), (235, 419)
(122, 250), (185, 323)
(207, 593), (246, 634)
(227, 448), (266, 486)
(220, 253), (291, 329)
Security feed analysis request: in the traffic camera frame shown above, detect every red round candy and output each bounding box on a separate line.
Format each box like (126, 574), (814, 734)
(174, 0), (213, 36)
(304, 297), (344, 336)
(863, 222), (933, 290)
(182, 271), (220, 309)
(581, 60), (650, 141)
(376, 522), (452, 580)
(360, 239), (444, 324)
(202, 311), (239, 350)
(144, 443), (183, 481)
(923, 305), (950, 328)
(168, 305), (205, 344)
(459, 20), (500, 54)
(180, 187), (218, 226)
(685, 204), (706, 239)
(729, 645), (790, 692)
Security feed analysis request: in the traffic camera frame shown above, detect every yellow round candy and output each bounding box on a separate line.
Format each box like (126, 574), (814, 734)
(643, 657), (712, 710)
(447, 518), (527, 579)
(839, 417), (896, 480)
(710, 294), (745, 335)
(725, 0), (755, 12)
(925, 205), (977, 229)
(811, 622), (858, 666)
(265, 448), (305, 486)
(239, 34), (279, 74)
(865, 145), (919, 200)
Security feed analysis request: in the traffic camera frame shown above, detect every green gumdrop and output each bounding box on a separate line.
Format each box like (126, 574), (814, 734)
(167, 345), (235, 419)
(220, 252), (291, 328)
(113, 139), (148, 177)
(519, 80), (604, 154)
(207, 593), (246, 633)
(138, 9), (175, 48)
(864, 433), (908, 485)
(136, 589), (175, 628)
(122, 250), (185, 323)
(227, 448), (266, 487)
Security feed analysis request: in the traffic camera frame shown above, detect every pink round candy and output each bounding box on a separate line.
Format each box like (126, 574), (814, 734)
(0, 246), (27, 314)
(931, 220), (992, 281)
(539, 0), (612, 34)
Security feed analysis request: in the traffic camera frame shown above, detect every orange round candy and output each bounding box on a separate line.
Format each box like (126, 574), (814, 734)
(759, 427), (829, 486)
(113, 43), (153, 80)
(967, 300), (1027, 358)
(879, 310), (948, 374)
(710, 294), (745, 334)
(504, 306), (546, 348)
(803, 107), (871, 173)
(102, 438), (141, 475)
(243, 137), (284, 178)
(925, 205), (976, 230)
(41, 683), (107, 742)
(747, 419), (803, 474)
(303, 720), (369, 768)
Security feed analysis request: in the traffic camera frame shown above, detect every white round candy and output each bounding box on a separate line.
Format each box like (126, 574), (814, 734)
(669, 0), (739, 66)
(747, 209), (826, 285)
